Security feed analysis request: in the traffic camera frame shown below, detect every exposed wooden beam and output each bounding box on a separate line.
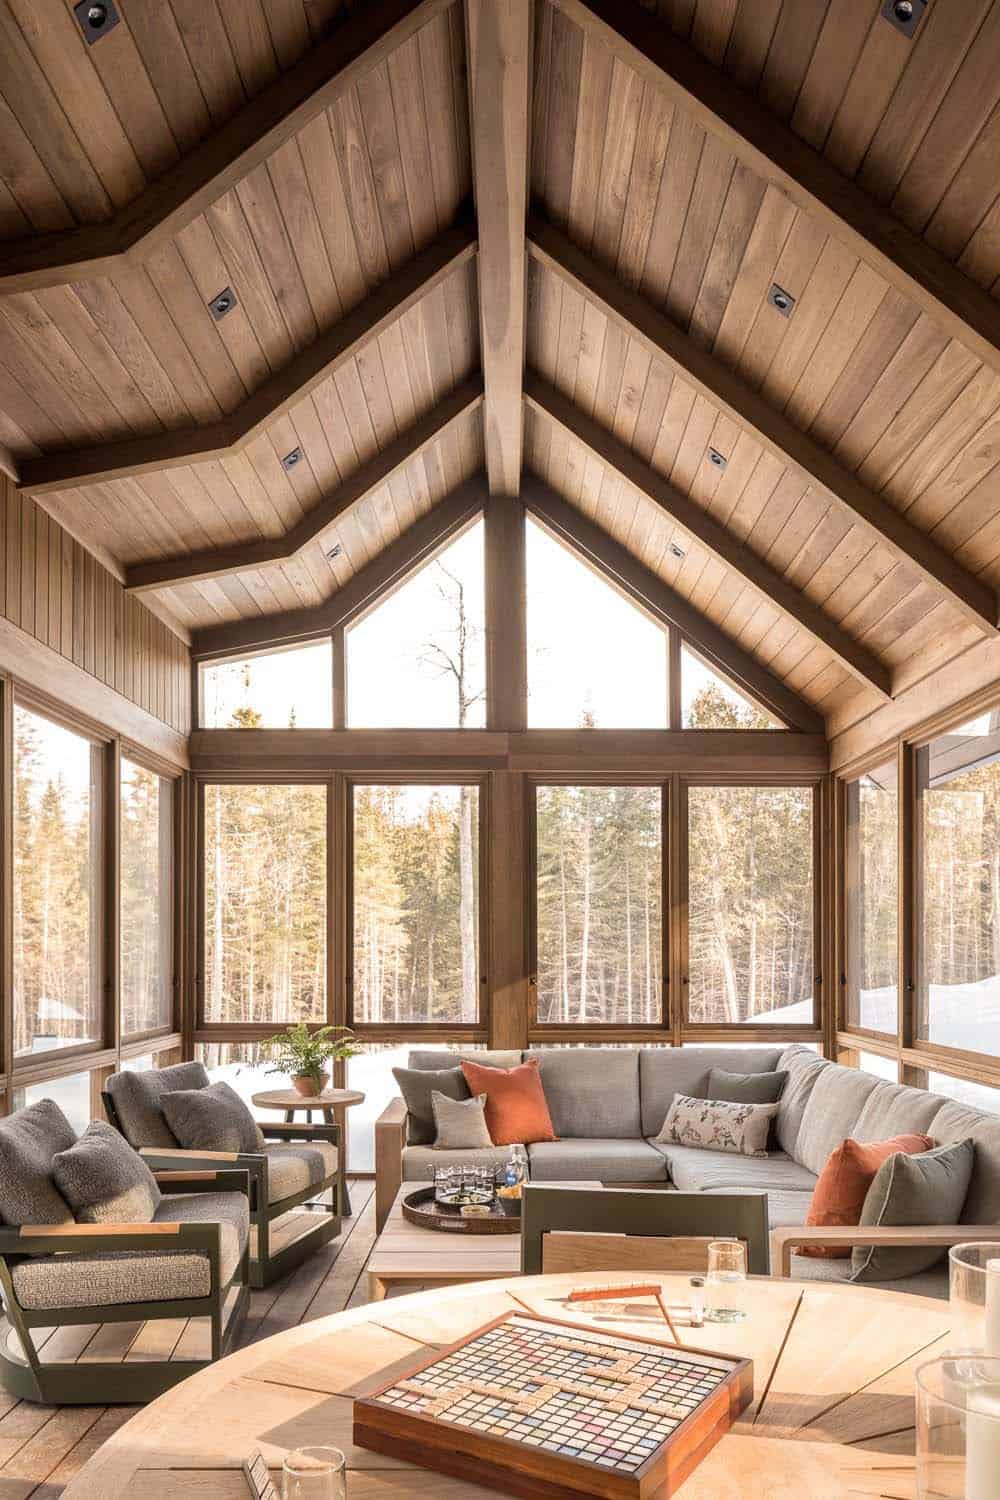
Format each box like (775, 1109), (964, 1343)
(126, 379), (484, 594)
(485, 495), (527, 729)
(0, 445), (17, 484)
(522, 475), (825, 734)
(551, 0), (1000, 383)
(192, 476), (487, 659)
(0, 0), (457, 294)
(526, 373), (892, 700)
(465, 0), (532, 494)
(20, 225), (477, 496)
(528, 215), (998, 637)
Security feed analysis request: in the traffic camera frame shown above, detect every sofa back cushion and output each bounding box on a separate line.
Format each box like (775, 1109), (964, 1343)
(105, 1061), (211, 1148)
(639, 1047), (783, 1139)
(531, 1048), (641, 1138)
(926, 1100), (1000, 1223)
(53, 1120), (162, 1224)
(407, 1050), (522, 1073)
(793, 1065), (883, 1175)
(854, 1080), (947, 1143)
(0, 1099), (76, 1226)
(774, 1047), (829, 1158)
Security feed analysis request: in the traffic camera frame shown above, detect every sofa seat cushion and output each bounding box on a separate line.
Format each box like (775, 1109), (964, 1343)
(264, 1143), (337, 1204)
(527, 1139), (668, 1183)
(12, 1190), (248, 1311)
(105, 1062), (212, 1149)
(654, 1143), (817, 1194)
(639, 1047), (783, 1139)
(787, 1253), (947, 1300)
(700, 1185), (811, 1231)
(531, 1049), (641, 1139)
(402, 1145), (516, 1181)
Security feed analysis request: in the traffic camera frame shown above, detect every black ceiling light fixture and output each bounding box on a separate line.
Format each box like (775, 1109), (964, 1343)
(669, 541), (686, 560)
(326, 542), (343, 560)
(74, 0), (120, 43)
(208, 286), (238, 321)
(881, 0), (927, 37)
(281, 447), (303, 472)
(768, 283), (796, 318)
(708, 448), (728, 470)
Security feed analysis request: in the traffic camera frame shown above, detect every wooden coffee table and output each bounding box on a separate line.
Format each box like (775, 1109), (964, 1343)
(62, 1270), (948, 1498)
(252, 1088), (364, 1215)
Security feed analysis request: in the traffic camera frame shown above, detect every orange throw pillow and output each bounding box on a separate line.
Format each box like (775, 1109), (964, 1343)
(460, 1059), (558, 1147)
(799, 1133), (933, 1259)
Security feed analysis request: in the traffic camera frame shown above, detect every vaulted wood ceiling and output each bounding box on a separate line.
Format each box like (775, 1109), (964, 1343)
(3, 0), (1000, 739)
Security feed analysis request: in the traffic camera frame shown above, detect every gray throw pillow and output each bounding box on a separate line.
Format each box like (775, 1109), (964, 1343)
(431, 1092), (493, 1150)
(161, 1081), (264, 1155)
(708, 1068), (788, 1105)
(53, 1121), (162, 1224)
(393, 1065), (471, 1145)
(851, 1137), (975, 1283)
(0, 1098), (76, 1226)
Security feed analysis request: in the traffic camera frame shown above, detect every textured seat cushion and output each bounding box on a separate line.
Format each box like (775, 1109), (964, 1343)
(787, 1253), (948, 1299)
(53, 1120), (161, 1224)
(774, 1048), (830, 1158)
(162, 1081), (265, 1154)
(639, 1047), (783, 1138)
(527, 1139), (668, 1183)
(851, 1138), (975, 1283)
(264, 1142), (337, 1204)
(801, 1134), (932, 1258)
(793, 1066), (884, 1175)
(926, 1100), (1000, 1223)
(393, 1065), (471, 1146)
(531, 1050), (641, 1139)
(461, 1059), (557, 1146)
(653, 1142), (817, 1195)
(105, 1062), (212, 1149)
(704, 1187), (813, 1231)
(0, 1099), (75, 1226)
(402, 1144), (516, 1181)
(12, 1189), (248, 1311)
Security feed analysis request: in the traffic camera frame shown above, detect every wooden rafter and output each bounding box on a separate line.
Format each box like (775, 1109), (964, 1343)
(192, 478), (487, 659)
(528, 215), (998, 637)
(126, 379), (484, 594)
(522, 475), (825, 734)
(550, 0), (1000, 382)
(526, 373), (892, 700)
(19, 225), (477, 497)
(0, 0), (457, 295)
(465, 0), (533, 495)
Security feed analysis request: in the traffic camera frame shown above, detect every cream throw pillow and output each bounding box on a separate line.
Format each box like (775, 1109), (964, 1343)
(656, 1093), (778, 1158)
(431, 1091), (493, 1150)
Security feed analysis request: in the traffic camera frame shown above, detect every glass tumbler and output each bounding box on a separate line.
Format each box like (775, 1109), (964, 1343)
(916, 1356), (1000, 1500)
(704, 1239), (747, 1323)
(949, 1243), (1000, 1356)
(282, 1447), (346, 1500)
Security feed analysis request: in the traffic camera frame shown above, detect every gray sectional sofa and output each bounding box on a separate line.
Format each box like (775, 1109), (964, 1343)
(375, 1044), (1000, 1294)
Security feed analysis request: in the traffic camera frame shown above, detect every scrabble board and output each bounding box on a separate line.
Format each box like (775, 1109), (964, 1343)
(353, 1312), (752, 1500)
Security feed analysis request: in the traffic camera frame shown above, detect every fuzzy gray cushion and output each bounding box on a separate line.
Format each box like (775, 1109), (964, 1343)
(161, 1081), (264, 1154)
(0, 1099), (75, 1226)
(393, 1065), (471, 1145)
(432, 1092), (493, 1150)
(105, 1061), (212, 1148)
(53, 1121), (162, 1225)
(708, 1068), (787, 1105)
(851, 1137), (975, 1283)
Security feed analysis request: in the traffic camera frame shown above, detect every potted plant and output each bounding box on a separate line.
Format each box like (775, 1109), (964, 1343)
(263, 1022), (363, 1097)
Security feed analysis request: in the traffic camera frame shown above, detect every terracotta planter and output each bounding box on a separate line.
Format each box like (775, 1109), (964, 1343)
(293, 1072), (329, 1098)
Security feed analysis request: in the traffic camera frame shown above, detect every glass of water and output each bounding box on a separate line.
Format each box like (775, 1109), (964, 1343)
(704, 1240), (748, 1323)
(282, 1446), (347, 1500)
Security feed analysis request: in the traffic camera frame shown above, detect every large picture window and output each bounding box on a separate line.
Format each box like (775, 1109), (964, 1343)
(844, 760), (897, 1034)
(121, 758), (173, 1037)
(13, 706), (103, 1058)
(686, 785), (814, 1026)
(534, 784), (663, 1026)
(352, 783), (481, 1025)
(203, 783), (327, 1025)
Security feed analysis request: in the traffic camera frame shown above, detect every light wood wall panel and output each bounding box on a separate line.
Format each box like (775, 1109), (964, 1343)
(0, 476), (190, 735)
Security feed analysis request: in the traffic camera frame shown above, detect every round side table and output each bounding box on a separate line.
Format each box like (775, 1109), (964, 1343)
(252, 1088), (365, 1216)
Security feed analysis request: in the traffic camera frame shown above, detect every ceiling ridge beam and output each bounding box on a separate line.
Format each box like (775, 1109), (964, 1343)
(550, 0), (1000, 383)
(526, 372), (892, 700)
(19, 224), (477, 497)
(191, 475), (488, 659)
(522, 474), (824, 734)
(126, 377), (484, 593)
(0, 0), (457, 295)
(465, 0), (533, 495)
(527, 215), (998, 637)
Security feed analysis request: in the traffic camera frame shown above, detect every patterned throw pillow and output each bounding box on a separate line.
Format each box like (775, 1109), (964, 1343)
(655, 1093), (779, 1158)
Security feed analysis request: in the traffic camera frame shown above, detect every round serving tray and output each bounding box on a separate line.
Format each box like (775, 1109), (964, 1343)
(401, 1186), (521, 1234)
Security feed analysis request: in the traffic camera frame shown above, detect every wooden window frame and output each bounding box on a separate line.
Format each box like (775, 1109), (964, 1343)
(837, 750), (900, 1048)
(119, 746), (182, 1048)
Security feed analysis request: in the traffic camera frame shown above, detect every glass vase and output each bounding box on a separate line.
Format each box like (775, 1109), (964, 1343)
(916, 1356), (1000, 1500)
(949, 1244), (1000, 1356)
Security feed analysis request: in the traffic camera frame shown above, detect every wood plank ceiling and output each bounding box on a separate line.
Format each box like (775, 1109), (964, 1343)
(1, 0), (1000, 739)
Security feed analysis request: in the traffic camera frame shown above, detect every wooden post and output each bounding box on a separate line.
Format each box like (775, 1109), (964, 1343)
(488, 771), (530, 1049)
(485, 496), (526, 733)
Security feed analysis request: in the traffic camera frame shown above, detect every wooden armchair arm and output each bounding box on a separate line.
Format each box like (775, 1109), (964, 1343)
(140, 1147), (241, 1163)
(375, 1097), (407, 1234)
(770, 1223), (998, 1278)
(0, 1220), (222, 1257)
(141, 1147), (267, 1209)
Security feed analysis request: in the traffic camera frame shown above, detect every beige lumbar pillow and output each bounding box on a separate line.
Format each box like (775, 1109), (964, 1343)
(656, 1092), (778, 1158)
(431, 1091), (493, 1150)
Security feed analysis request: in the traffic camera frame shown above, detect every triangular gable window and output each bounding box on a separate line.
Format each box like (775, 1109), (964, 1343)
(681, 643), (782, 729)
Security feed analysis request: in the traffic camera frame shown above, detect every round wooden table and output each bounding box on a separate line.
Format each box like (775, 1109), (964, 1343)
(253, 1088), (364, 1215)
(62, 1271), (946, 1499)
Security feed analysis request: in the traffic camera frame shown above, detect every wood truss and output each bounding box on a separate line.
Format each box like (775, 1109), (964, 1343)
(5, 0), (1000, 733)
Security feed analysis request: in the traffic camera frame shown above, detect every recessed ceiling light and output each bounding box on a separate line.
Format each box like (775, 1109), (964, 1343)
(708, 448), (727, 470)
(74, 0), (120, 43)
(208, 286), (238, 321)
(282, 447), (303, 471)
(881, 0), (926, 37)
(326, 543), (343, 560)
(669, 542), (686, 560)
(768, 284), (796, 317)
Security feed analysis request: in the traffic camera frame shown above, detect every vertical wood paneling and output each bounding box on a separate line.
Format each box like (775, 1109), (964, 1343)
(0, 476), (190, 734)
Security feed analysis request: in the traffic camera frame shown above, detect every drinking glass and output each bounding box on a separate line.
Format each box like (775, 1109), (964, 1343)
(704, 1239), (747, 1323)
(282, 1446), (346, 1500)
(949, 1243), (1000, 1356)
(916, 1356), (1000, 1500)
